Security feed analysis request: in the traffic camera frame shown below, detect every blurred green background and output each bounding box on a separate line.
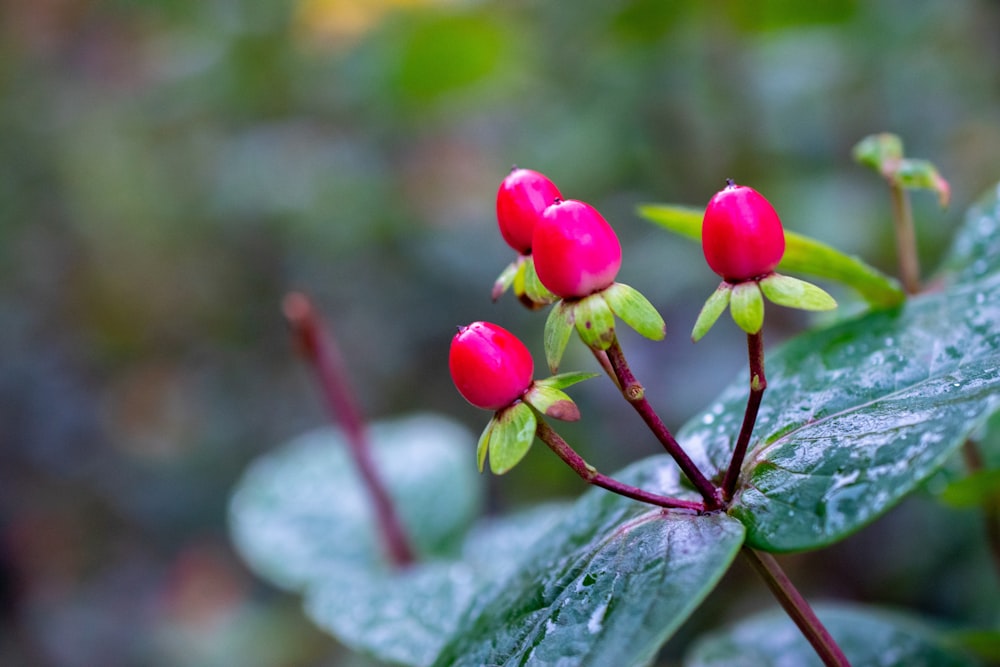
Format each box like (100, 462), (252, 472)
(1, 0), (998, 665)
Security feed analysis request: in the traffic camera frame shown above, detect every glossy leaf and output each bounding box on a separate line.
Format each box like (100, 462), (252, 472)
(432, 458), (745, 667)
(306, 503), (570, 667)
(636, 203), (904, 307)
(685, 603), (981, 667)
(602, 282), (666, 340)
(229, 413), (482, 590)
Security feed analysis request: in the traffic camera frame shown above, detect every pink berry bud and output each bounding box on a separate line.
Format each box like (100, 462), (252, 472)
(701, 181), (786, 282)
(496, 168), (562, 255)
(532, 199), (622, 299)
(449, 322), (534, 411)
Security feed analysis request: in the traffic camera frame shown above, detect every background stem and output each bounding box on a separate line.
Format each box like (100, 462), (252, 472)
(742, 548), (850, 667)
(889, 181), (922, 294)
(535, 419), (704, 511)
(283, 292), (415, 568)
(604, 338), (722, 509)
(962, 439), (1000, 577)
(722, 331), (766, 502)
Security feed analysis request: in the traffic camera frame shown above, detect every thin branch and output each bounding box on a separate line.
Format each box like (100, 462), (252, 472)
(604, 338), (722, 509)
(535, 419), (705, 512)
(722, 331), (766, 502)
(283, 292), (415, 568)
(742, 548), (850, 667)
(889, 181), (921, 294)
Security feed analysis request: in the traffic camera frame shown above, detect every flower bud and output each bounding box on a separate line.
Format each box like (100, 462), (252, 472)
(496, 168), (562, 255)
(449, 322), (534, 410)
(702, 182), (785, 282)
(532, 199), (622, 298)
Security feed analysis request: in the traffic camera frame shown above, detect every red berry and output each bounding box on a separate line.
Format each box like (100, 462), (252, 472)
(532, 199), (622, 298)
(496, 168), (562, 254)
(701, 182), (786, 282)
(449, 322), (534, 410)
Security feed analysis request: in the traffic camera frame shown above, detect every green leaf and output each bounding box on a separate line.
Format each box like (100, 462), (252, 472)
(229, 413), (482, 590)
(779, 231), (904, 308)
(534, 371), (601, 391)
(692, 283), (732, 342)
(432, 458), (745, 667)
(574, 292), (617, 351)
(759, 274), (837, 311)
(487, 403), (537, 474)
(601, 282), (666, 340)
(680, 279), (1000, 552)
(543, 299), (575, 373)
(896, 158), (951, 207)
(636, 203), (905, 307)
(852, 132), (903, 173)
(729, 281), (764, 334)
(523, 383), (581, 421)
(937, 182), (1000, 286)
(306, 503), (569, 667)
(938, 468), (1000, 508)
(685, 602), (981, 667)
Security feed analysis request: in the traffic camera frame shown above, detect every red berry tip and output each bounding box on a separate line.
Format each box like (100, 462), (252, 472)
(496, 168), (562, 255)
(532, 199), (623, 299)
(449, 321), (535, 411)
(701, 183), (785, 283)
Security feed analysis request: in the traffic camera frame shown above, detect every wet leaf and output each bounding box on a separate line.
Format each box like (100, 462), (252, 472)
(432, 458), (745, 667)
(229, 413), (482, 589)
(685, 603), (981, 667)
(678, 182), (1000, 552)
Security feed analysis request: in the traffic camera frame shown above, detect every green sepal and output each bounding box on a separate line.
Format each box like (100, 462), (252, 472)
(574, 293), (616, 351)
(692, 282), (732, 342)
(522, 256), (557, 305)
(476, 418), (495, 473)
(601, 282), (666, 341)
(523, 384), (581, 422)
(544, 300), (575, 373)
(491, 258), (521, 302)
(759, 273), (838, 311)
(730, 281), (764, 334)
(487, 403), (537, 475)
(534, 371), (600, 391)
(636, 203), (905, 308)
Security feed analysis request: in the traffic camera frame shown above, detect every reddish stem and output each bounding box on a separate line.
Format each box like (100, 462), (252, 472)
(743, 548), (850, 666)
(535, 420), (704, 512)
(283, 292), (415, 568)
(962, 439), (1000, 578)
(604, 338), (722, 509)
(722, 331), (766, 502)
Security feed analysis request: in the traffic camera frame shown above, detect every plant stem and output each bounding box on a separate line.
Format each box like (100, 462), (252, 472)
(589, 347), (623, 391)
(962, 439), (1000, 577)
(604, 338), (722, 509)
(535, 419), (705, 512)
(283, 292), (415, 568)
(742, 548), (850, 667)
(722, 331), (767, 502)
(889, 181), (922, 294)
